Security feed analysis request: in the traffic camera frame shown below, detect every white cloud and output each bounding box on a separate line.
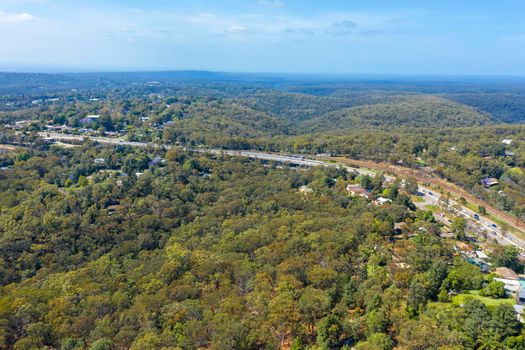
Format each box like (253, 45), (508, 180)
(258, 0), (284, 8)
(0, 5), (408, 53)
(0, 11), (35, 23)
(326, 20), (358, 36)
(226, 25), (247, 34)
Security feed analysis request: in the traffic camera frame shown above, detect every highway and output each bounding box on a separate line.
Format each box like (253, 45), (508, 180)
(38, 132), (525, 251)
(38, 133), (376, 176)
(202, 149), (377, 176)
(416, 188), (525, 251)
(39, 132), (151, 148)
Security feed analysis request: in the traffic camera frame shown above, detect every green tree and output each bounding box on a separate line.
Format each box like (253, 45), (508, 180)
(360, 175), (373, 191)
(366, 309), (388, 335)
(129, 332), (161, 350)
(78, 175), (88, 187)
(477, 332), (506, 350)
(404, 178), (418, 195)
(492, 304), (521, 339)
(367, 333), (393, 350)
(491, 245), (524, 273)
(451, 217), (467, 240)
(463, 298), (491, 342)
(298, 286), (331, 334)
(88, 338), (112, 350)
(290, 338), (304, 350)
(478, 205), (487, 215)
(407, 281), (427, 316)
(269, 290), (300, 347)
(371, 173), (385, 193)
(316, 314), (342, 349)
(481, 280), (505, 298)
(505, 335), (525, 350)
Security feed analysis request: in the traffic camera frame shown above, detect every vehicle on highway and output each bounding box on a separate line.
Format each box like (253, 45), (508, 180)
(491, 224), (497, 228)
(473, 214), (480, 220)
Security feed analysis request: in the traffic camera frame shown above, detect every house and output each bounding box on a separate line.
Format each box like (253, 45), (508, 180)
(94, 158), (105, 165)
(461, 249), (490, 272)
(494, 268), (520, 295)
(455, 241), (474, 252)
(106, 204), (123, 215)
(392, 253), (410, 269)
(514, 305), (525, 323)
(505, 150), (516, 157)
(495, 267), (519, 280)
(148, 156), (165, 167)
(494, 278), (521, 295)
(80, 115), (100, 125)
(42, 137), (55, 143)
(517, 289), (525, 305)
(502, 139), (513, 145)
(475, 250), (489, 260)
(299, 185), (313, 195)
(481, 178), (499, 188)
(14, 120), (32, 129)
(347, 184), (372, 199)
(374, 197), (392, 206)
(45, 124), (70, 131)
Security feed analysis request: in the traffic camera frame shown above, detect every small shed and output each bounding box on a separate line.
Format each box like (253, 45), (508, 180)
(481, 178), (499, 188)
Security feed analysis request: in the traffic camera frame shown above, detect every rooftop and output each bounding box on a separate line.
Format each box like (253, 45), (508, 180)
(481, 178), (499, 188)
(495, 267), (519, 280)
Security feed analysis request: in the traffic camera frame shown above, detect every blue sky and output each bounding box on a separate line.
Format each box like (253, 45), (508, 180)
(1, 0), (525, 75)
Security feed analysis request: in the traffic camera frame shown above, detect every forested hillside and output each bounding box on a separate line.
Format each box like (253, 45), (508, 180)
(444, 93), (525, 123)
(161, 99), (291, 145)
(3, 73), (525, 349)
(0, 145), (522, 349)
(237, 92), (403, 123)
(301, 96), (493, 132)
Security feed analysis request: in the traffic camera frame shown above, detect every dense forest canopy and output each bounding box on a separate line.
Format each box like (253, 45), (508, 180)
(2, 72), (525, 349)
(2, 73), (525, 221)
(0, 144), (522, 350)
(300, 96), (493, 131)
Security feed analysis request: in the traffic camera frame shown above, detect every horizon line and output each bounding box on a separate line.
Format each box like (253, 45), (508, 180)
(2, 69), (525, 81)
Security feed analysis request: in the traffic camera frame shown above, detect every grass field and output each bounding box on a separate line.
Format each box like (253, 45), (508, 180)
(411, 195), (425, 203)
(452, 290), (515, 308)
(425, 204), (439, 211)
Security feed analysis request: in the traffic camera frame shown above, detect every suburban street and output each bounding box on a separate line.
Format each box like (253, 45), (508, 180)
(38, 132), (525, 251)
(415, 188), (525, 251)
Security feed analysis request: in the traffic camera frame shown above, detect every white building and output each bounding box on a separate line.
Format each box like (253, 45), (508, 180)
(494, 278), (521, 294)
(374, 197), (392, 206)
